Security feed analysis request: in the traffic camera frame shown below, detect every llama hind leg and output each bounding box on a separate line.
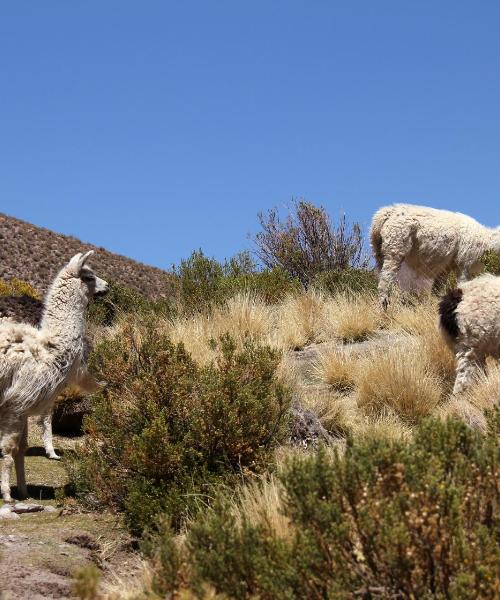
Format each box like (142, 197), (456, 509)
(452, 348), (485, 395)
(378, 256), (404, 310)
(39, 412), (60, 460)
(14, 417), (28, 499)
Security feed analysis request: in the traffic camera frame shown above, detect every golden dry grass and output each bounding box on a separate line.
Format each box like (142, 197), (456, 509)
(230, 476), (290, 540)
(311, 346), (358, 391)
(320, 292), (381, 342)
(275, 289), (326, 349)
(354, 337), (444, 424)
(463, 362), (500, 410)
(299, 386), (360, 436)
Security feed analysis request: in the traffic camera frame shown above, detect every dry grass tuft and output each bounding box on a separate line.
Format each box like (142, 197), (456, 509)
(354, 338), (444, 424)
(387, 295), (456, 384)
(320, 292), (380, 342)
(276, 289), (326, 349)
(168, 292), (275, 364)
(230, 476), (291, 540)
(437, 398), (488, 433)
(299, 387), (360, 436)
(354, 410), (412, 441)
(311, 347), (358, 391)
(463, 363), (500, 410)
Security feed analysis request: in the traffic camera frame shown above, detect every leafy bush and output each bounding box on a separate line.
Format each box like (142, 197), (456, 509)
(254, 201), (369, 287)
(87, 280), (172, 325)
(181, 409), (499, 599)
(174, 250), (300, 312)
(0, 277), (39, 298)
(313, 268), (378, 295)
(73, 321), (291, 534)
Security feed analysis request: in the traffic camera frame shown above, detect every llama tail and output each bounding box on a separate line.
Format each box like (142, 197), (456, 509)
(370, 206), (394, 271)
(438, 288), (463, 341)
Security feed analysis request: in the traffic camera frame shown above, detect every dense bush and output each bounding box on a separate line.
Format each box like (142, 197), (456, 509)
(87, 280), (173, 325)
(174, 250), (300, 312)
(254, 201), (369, 287)
(313, 267), (378, 295)
(146, 410), (500, 599)
(73, 321), (291, 534)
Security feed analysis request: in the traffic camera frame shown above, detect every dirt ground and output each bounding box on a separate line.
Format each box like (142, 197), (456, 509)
(0, 421), (137, 600)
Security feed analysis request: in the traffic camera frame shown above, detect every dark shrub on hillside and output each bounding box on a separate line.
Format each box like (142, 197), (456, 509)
(180, 409), (499, 599)
(174, 250), (300, 312)
(254, 201), (369, 287)
(313, 268), (378, 295)
(73, 322), (291, 534)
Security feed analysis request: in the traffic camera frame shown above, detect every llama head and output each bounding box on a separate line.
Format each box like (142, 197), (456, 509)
(67, 251), (109, 299)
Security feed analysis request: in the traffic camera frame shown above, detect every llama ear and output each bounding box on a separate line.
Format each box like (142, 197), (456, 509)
(80, 250), (94, 267)
(67, 253), (84, 272)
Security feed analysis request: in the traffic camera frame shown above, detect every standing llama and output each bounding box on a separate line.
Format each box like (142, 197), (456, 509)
(0, 296), (99, 460)
(370, 204), (500, 308)
(439, 273), (500, 395)
(0, 251), (108, 501)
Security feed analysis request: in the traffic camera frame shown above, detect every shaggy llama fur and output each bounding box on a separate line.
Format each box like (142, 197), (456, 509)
(371, 204), (500, 308)
(439, 274), (500, 395)
(0, 252), (108, 501)
(0, 296), (98, 460)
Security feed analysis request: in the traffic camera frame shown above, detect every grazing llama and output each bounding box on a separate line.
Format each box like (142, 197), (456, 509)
(370, 204), (500, 308)
(439, 273), (500, 395)
(0, 251), (108, 501)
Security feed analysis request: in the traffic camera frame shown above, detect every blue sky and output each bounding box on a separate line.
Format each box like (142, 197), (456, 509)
(1, 2), (499, 269)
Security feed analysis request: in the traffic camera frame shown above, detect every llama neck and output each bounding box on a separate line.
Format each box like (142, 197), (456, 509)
(40, 273), (87, 353)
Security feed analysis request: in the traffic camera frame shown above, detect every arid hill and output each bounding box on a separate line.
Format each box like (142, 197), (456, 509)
(0, 213), (171, 298)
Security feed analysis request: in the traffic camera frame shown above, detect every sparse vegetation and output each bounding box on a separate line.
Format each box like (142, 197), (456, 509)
(254, 200), (369, 287)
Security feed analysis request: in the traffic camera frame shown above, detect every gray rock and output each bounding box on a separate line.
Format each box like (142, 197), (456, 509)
(289, 399), (332, 449)
(13, 503), (44, 514)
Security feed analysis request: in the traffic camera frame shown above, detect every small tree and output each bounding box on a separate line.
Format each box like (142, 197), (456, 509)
(254, 201), (368, 287)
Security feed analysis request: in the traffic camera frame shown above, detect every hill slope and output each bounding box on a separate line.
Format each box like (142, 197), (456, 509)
(0, 213), (171, 298)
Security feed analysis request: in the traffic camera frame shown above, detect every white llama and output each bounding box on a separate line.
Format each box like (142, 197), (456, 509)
(0, 251), (108, 501)
(439, 274), (500, 395)
(0, 296), (100, 460)
(370, 204), (500, 308)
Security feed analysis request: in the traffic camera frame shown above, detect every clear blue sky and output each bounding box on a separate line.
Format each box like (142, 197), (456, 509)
(1, 2), (499, 269)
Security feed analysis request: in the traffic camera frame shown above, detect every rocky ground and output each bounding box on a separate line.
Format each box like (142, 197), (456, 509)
(0, 424), (136, 600)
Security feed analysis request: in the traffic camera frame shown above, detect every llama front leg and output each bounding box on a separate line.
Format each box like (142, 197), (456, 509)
(452, 348), (484, 395)
(378, 257), (403, 310)
(14, 417), (28, 499)
(38, 412), (60, 460)
(1, 430), (19, 502)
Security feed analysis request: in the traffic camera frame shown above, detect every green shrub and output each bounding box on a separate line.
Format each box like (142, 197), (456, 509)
(74, 321), (291, 534)
(174, 250), (300, 311)
(183, 409), (499, 599)
(313, 268), (378, 295)
(87, 280), (173, 325)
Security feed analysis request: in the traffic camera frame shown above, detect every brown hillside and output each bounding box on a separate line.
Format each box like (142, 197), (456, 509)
(0, 213), (171, 298)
